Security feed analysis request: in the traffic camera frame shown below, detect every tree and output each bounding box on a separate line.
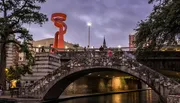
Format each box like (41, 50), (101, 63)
(6, 64), (32, 82)
(73, 44), (79, 51)
(135, 0), (180, 53)
(0, 0), (48, 89)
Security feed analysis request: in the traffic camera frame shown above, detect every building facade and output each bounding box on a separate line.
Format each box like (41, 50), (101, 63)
(32, 38), (82, 49)
(20, 38), (82, 86)
(129, 34), (135, 48)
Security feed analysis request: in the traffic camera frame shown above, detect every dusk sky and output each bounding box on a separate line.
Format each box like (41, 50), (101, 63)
(29, 0), (153, 48)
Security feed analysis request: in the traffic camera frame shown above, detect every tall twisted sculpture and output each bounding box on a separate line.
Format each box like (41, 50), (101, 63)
(51, 13), (67, 49)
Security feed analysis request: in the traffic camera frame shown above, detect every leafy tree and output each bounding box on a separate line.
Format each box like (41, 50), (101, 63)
(73, 44), (79, 51)
(0, 0), (48, 89)
(135, 0), (180, 53)
(6, 64), (32, 81)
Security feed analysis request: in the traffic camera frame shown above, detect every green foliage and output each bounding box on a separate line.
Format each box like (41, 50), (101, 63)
(73, 44), (79, 50)
(0, 0), (48, 83)
(135, 0), (180, 54)
(6, 64), (32, 81)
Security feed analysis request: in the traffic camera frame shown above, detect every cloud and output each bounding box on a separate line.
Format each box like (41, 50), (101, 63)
(30, 0), (153, 47)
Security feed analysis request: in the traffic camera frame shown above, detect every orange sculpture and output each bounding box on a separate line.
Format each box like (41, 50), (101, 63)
(51, 13), (67, 49)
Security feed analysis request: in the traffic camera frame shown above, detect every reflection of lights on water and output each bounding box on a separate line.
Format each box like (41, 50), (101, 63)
(112, 94), (121, 103)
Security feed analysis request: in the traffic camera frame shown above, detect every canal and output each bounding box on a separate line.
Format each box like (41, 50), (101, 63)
(59, 90), (160, 103)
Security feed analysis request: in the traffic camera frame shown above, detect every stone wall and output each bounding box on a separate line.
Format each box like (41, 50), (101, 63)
(167, 95), (180, 103)
(21, 53), (61, 86)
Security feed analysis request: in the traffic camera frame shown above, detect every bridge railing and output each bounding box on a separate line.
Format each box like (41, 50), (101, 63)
(30, 46), (136, 52)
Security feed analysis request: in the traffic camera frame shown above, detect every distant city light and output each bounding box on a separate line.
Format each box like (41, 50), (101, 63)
(87, 22), (92, 26)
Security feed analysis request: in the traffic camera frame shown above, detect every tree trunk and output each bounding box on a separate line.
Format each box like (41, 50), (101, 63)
(0, 43), (7, 90)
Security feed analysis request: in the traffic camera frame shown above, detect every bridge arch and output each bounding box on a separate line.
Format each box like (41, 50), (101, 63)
(43, 66), (163, 101)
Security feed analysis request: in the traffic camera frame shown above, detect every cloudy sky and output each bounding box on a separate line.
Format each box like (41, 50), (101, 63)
(29, 0), (153, 47)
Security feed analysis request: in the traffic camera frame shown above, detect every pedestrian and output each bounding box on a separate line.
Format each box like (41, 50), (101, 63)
(84, 47), (86, 51)
(16, 80), (21, 97)
(41, 46), (45, 52)
(99, 46), (104, 51)
(10, 82), (14, 98)
(107, 48), (113, 57)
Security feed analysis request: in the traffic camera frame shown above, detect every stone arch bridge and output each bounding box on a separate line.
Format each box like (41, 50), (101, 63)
(22, 49), (180, 103)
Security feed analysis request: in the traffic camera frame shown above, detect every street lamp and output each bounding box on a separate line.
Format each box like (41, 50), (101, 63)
(118, 45), (121, 48)
(118, 45), (121, 51)
(87, 22), (92, 48)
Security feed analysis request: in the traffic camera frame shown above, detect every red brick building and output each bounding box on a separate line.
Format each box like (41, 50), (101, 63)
(129, 35), (135, 48)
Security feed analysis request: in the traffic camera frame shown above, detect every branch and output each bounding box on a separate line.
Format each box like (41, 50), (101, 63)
(8, 0), (29, 18)
(9, 29), (24, 34)
(5, 40), (22, 47)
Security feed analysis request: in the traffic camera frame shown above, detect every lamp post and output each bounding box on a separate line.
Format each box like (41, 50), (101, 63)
(118, 45), (121, 51)
(87, 22), (92, 48)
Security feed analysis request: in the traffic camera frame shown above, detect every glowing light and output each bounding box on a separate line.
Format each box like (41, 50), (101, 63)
(88, 73), (92, 75)
(112, 77), (122, 91)
(113, 94), (121, 103)
(38, 45), (41, 47)
(5, 68), (8, 72)
(118, 45), (121, 48)
(11, 80), (17, 88)
(106, 75), (109, 77)
(98, 74), (100, 76)
(87, 22), (92, 26)
(65, 46), (68, 49)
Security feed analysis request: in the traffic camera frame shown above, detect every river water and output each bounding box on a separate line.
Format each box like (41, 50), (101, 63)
(59, 90), (160, 103)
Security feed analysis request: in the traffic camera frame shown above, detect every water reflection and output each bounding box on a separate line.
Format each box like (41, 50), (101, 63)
(59, 90), (159, 103)
(112, 94), (121, 103)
